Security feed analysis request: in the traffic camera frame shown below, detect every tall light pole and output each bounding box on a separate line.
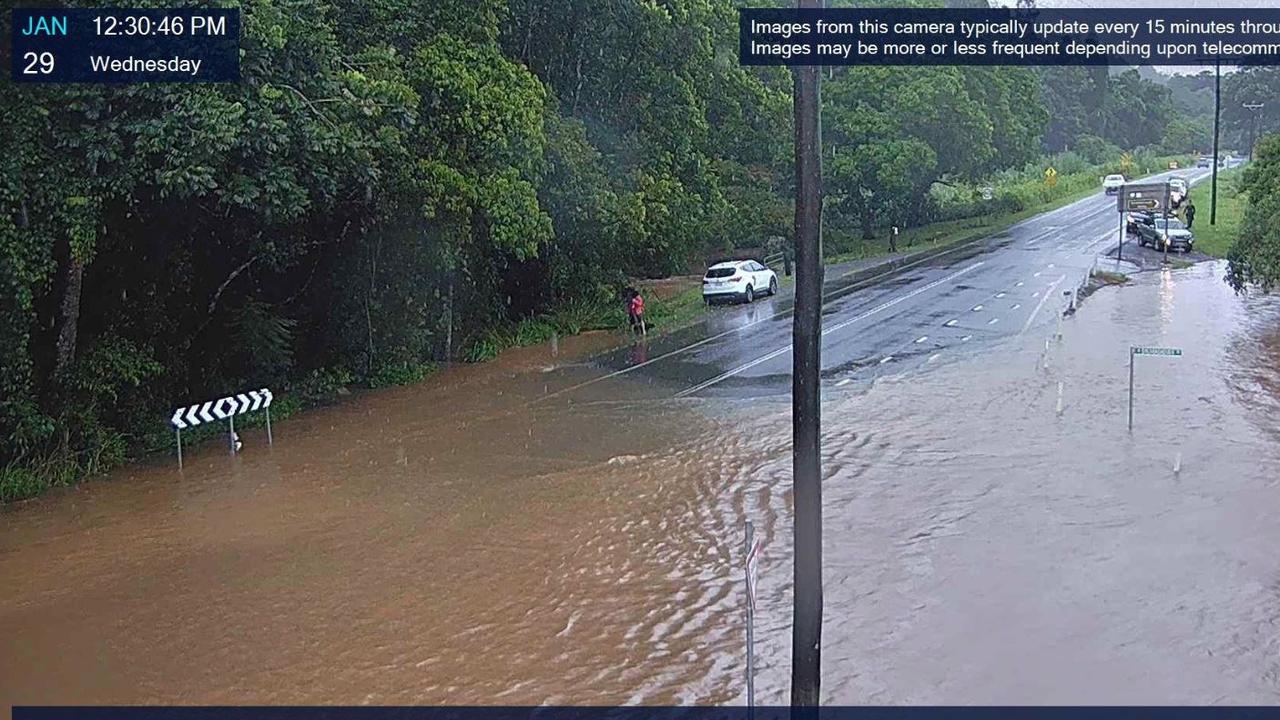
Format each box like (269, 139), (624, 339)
(1244, 102), (1265, 161)
(1211, 59), (1221, 226)
(791, 0), (824, 708)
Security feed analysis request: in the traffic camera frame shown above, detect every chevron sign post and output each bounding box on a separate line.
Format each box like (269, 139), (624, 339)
(169, 388), (274, 468)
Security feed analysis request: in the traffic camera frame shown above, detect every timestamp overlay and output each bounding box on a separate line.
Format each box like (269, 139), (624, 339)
(11, 8), (239, 83)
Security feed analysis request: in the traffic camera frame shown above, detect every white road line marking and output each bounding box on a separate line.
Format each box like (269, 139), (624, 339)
(988, 317), (1000, 325)
(1016, 281), (1024, 287)
(961, 335), (972, 342)
(1021, 274), (1066, 335)
(819, 263), (985, 339)
(915, 336), (928, 344)
(836, 378), (852, 387)
(927, 353), (941, 364)
(673, 262), (986, 397)
(1032, 291), (1040, 298)
(1034, 271), (1042, 277)
(673, 346), (790, 398)
(972, 304), (984, 311)
(1011, 303), (1022, 310)
(880, 356), (894, 364)
(944, 319), (958, 327)
(995, 292), (1006, 298)
(1048, 263), (1055, 268)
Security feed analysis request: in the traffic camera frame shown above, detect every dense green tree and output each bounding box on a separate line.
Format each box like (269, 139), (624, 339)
(1222, 67), (1280, 156)
(1227, 133), (1280, 292)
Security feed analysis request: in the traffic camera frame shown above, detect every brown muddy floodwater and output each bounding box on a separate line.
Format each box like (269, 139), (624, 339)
(4, 261), (1280, 708)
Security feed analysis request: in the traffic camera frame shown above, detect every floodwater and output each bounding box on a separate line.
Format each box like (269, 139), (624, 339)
(3, 261), (1280, 708)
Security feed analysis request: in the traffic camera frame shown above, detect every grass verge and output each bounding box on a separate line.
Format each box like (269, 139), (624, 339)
(1188, 167), (1245, 258)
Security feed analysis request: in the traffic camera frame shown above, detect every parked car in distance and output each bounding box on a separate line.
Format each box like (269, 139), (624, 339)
(1103, 174), (1126, 194)
(1196, 156), (1212, 168)
(1135, 214), (1195, 252)
(702, 259), (779, 304)
(1168, 177), (1188, 207)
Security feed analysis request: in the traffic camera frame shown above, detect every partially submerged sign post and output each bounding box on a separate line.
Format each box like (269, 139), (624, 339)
(744, 521), (763, 709)
(170, 388), (274, 468)
(1129, 346), (1182, 431)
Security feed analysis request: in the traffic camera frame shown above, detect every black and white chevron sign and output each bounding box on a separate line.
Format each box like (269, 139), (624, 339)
(170, 388), (273, 430)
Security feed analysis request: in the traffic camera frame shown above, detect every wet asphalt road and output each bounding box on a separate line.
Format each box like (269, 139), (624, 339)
(546, 167), (1214, 401)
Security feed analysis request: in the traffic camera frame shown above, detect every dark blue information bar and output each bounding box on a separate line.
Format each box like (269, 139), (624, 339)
(740, 8), (1280, 66)
(10, 8), (240, 83)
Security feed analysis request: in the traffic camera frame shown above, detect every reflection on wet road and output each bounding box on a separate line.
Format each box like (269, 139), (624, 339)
(4, 240), (1280, 702)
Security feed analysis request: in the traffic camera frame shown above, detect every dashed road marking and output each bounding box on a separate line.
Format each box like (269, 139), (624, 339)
(880, 356), (894, 364)
(1016, 281), (1025, 287)
(1021, 274), (1066, 335)
(988, 317), (1000, 325)
(1011, 303), (1022, 310)
(996, 292), (1006, 298)
(972, 304), (984, 311)
(927, 353), (941, 364)
(673, 262), (986, 397)
(915, 336), (928, 344)
(961, 335), (973, 342)
(836, 378), (852, 387)
(944, 319), (958, 327)
(1034, 272), (1042, 277)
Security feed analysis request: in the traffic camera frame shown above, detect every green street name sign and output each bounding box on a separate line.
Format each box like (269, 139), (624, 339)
(1132, 346), (1182, 356)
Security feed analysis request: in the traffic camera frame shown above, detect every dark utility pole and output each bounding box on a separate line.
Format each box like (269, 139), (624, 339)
(1211, 59), (1221, 226)
(1245, 102), (1265, 161)
(791, 0), (824, 707)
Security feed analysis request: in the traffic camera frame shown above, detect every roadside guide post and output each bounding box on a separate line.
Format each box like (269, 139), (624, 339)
(744, 521), (763, 709)
(1128, 346), (1182, 432)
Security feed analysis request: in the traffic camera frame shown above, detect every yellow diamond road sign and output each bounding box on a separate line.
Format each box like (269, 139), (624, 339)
(1044, 166), (1058, 187)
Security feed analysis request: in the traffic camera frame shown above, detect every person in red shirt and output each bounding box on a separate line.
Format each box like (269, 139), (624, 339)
(629, 292), (646, 336)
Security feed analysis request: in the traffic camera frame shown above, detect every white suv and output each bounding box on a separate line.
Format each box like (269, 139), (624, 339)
(702, 260), (779, 304)
(1102, 174), (1126, 195)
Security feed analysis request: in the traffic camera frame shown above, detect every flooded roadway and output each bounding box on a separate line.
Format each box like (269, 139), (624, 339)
(4, 259), (1280, 707)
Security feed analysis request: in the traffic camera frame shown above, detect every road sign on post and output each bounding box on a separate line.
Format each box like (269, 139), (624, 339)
(1134, 346), (1183, 357)
(1117, 183), (1173, 214)
(170, 388), (274, 468)
(1129, 347), (1182, 431)
(1044, 167), (1058, 187)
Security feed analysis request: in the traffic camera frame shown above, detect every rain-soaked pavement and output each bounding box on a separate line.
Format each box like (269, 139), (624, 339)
(4, 250), (1280, 706)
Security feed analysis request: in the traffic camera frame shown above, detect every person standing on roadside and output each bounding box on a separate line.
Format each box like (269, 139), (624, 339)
(1184, 201), (1197, 230)
(890, 225), (900, 253)
(629, 291), (646, 336)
